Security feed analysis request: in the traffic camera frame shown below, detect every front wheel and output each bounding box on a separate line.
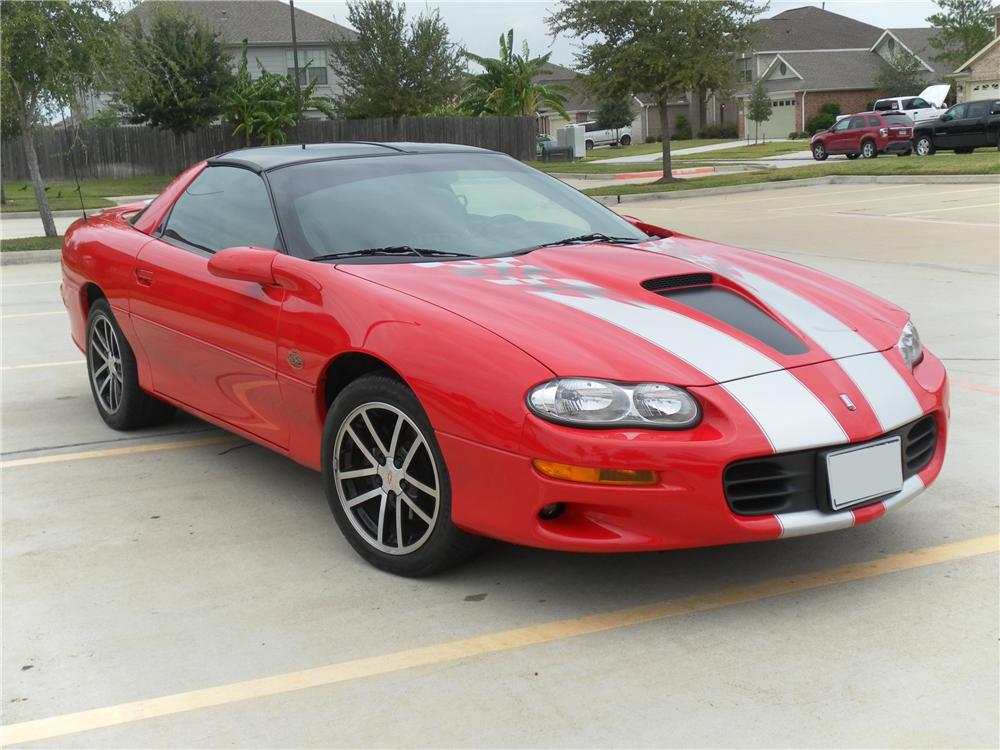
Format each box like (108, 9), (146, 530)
(619, 134), (631, 146)
(860, 140), (877, 158)
(914, 135), (935, 156)
(584, 139), (594, 150)
(811, 142), (828, 161)
(322, 374), (482, 576)
(85, 299), (174, 430)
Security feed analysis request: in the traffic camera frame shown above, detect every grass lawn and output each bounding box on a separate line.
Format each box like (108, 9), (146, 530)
(1, 235), (63, 252)
(581, 138), (735, 162)
(582, 151), (1000, 197)
(528, 161), (679, 175)
(1, 175), (172, 213)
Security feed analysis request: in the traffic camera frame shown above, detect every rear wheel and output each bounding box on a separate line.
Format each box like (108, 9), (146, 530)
(811, 142), (828, 161)
(584, 139), (594, 150)
(914, 135), (935, 156)
(322, 374), (482, 576)
(860, 139), (877, 158)
(85, 299), (174, 430)
(619, 134), (631, 146)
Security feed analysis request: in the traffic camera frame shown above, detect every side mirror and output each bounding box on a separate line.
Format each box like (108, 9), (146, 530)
(207, 246), (279, 285)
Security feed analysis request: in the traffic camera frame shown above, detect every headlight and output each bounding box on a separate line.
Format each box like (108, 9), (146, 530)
(527, 378), (700, 429)
(897, 320), (923, 369)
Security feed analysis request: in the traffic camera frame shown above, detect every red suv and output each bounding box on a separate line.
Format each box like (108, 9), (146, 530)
(811, 112), (914, 160)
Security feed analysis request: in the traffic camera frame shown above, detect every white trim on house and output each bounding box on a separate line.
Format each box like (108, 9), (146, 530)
(951, 35), (1000, 76)
(760, 54), (805, 81)
(869, 30), (936, 73)
(757, 48), (870, 53)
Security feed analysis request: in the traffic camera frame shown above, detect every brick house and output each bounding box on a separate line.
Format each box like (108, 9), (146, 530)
(734, 6), (950, 138)
(952, 4), (1000, 103)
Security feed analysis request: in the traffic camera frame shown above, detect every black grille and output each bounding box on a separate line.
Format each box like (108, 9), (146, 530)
(723, 415), (938, 516)
(641, 273), (712, 292)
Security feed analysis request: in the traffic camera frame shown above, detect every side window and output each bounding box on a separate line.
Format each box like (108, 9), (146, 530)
(966, 100), (990, 118)
(942, 104), (968, 121)
(868, 116), (881, 127)
(831, 118), (850, 132)
(848, 116), (866, 129)
(907, 98), (930, 109)
(873, 100), (893, 111)
(163, 167), (279, 254)
(584, 122), (602, 133)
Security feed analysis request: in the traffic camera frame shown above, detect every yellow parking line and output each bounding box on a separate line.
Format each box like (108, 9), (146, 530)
(2, 534), (995, 746)
(0, 360), (83, 371)
(0, 436), (239, 468)
(1, 311), (65, 320)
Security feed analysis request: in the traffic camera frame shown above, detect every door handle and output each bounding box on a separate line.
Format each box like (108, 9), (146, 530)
(134, 268), (154, 286)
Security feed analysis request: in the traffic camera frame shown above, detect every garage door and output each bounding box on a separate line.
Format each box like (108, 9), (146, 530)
(967, 80), (1000, 100)
(744, 98), (796, 140)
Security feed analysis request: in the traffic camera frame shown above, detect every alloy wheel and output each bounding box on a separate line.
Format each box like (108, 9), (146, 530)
(916, 138), (931, 156)
(333, 402), (440, 555)
(89, 314), (124, 414)
(862, 141), (875, 158)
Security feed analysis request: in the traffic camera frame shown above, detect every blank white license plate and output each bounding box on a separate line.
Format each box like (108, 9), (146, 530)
(826, 437), (903, 510)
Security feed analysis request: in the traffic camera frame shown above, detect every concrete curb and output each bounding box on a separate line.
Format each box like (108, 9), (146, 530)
(590, 174), (1000, 205)
(1, 249), (60, 266)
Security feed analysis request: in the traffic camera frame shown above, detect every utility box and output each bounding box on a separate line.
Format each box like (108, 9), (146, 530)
(556, 124), (585, 160)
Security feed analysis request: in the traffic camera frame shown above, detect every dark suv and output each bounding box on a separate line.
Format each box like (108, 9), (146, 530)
(912, 99), (1000, 155)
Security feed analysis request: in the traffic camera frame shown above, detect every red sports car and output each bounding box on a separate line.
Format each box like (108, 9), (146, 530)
(61, 143), (948, 576)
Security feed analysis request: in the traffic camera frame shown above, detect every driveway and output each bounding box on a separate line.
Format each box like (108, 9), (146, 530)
(593, 138), (790, 164)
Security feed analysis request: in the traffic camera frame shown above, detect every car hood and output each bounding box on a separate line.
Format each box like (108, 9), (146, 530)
(339, 236), (908, 387)
(919, 83), (951, 107)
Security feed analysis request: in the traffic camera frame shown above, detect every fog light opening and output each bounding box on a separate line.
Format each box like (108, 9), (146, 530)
(538, 502), (566, 520)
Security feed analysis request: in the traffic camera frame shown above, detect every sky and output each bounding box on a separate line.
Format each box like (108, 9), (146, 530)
(289, 0), (943, 67)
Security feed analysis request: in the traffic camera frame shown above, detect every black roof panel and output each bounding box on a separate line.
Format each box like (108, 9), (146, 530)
(207, 142), (492, 172)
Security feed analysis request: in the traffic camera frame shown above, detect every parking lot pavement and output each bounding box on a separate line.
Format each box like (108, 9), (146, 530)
(2, 181), (998, 748)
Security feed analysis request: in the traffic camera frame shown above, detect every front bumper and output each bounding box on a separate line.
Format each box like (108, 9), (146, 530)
(441, 352), (949, 552)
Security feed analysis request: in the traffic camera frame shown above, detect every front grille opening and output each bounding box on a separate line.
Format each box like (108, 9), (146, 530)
(641, 273), (713, 292)
(904, 415), (937, 475)
(723, 455), (813, 516)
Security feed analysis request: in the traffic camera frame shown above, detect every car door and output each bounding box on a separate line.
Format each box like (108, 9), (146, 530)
(838, 116), (867, 153)
(130, 165), (290, 448)
(825, 117), (853, 152)
(933, 104), (968, 147)
(956, 100), (991, 147)
(902, 97), (934, 124)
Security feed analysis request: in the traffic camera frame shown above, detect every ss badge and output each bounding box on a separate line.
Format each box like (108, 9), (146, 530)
(287, 350), (304, 370)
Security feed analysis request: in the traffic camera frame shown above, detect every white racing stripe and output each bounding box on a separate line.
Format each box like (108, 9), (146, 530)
(537, 292), (847, 452)
(734, 270), (924, 432)
(777, 474), (925, 538)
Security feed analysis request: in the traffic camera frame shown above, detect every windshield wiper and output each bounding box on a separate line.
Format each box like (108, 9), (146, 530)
(309, 246), (476, 261)
(516, 233), (645, 255)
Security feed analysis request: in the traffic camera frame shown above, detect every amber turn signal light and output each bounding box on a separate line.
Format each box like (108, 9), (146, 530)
(532, 460), (659, 486)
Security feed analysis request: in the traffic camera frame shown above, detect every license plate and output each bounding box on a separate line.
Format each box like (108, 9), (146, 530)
(826, 437), (903, 510)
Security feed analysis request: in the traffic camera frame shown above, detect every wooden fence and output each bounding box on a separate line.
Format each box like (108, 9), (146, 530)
(0, 116), (536, 181)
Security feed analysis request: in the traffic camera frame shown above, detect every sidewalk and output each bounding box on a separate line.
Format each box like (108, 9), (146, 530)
(592, 139), (790, 164)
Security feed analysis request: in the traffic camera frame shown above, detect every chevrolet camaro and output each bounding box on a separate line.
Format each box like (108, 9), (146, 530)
(61, 143), (949, 576)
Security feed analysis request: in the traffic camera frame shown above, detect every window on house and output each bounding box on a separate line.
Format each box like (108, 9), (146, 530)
(737, 57), (752, 83)
(286, 48), (328, 86)
(779, 61), (787, 76)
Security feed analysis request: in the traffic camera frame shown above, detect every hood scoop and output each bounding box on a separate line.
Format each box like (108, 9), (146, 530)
(643, 276), (810, 356)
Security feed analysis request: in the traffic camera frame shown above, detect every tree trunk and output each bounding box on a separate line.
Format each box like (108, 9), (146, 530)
(656, 97), (677, 184)
(1, 185), (6, 205)
(20, 123), (58, 237)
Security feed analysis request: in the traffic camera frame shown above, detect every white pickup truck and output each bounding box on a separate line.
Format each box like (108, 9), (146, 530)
(582, 121), (633, 149)
(872, 84), (951, 125)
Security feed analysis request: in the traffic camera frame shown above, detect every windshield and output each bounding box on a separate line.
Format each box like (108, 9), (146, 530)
(265, 152), (649, 261)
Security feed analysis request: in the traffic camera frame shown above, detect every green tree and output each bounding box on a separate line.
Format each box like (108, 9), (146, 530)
(547, 0), (762, 183)
(595, 97), (635, 144)
(874, 49), (928, 95)
(460, 30), (571, 118)
(746, 80), (772, 143)
(225, 45), (335, 146)
(329, 0), (465, 118)
(926, 0), (994, 68)
(113, 2), (233, 135)
(0, 0), (119, 236)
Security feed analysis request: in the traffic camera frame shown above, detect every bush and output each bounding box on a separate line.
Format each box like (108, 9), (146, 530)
(673, 113), (692, 140)
(644, 135), (656, 144)
(819, 101), (841, 116)
(806, 113), (836, 135)
(787, 130), (809, 139)
(698, 124), (738, 139)
(865, 100), (875, 111)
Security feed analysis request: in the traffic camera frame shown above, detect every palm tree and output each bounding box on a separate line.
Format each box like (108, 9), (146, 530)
(460, 30), (571, 119)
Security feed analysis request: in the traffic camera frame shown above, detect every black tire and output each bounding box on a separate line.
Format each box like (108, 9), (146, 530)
(85, 299), (174, 430)
(584, 139), (594, 150)
(914, 134), (935, 156)
(619, 134), (631, 146)
(322, 374), (483, 577)
(860, 139), (877, 158)
(811, 142), (828, 161)
(846, 153), (860, 160)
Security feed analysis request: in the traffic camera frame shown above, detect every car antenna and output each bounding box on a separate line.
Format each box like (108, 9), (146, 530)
(70, 128), (87, 224)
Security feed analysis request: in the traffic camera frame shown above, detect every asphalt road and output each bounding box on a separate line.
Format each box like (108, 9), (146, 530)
(2, 182), (998, 748)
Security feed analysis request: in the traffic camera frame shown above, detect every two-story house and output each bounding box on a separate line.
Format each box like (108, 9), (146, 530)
(734, 6), (950, 139)
(79, 0), (355, 120)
